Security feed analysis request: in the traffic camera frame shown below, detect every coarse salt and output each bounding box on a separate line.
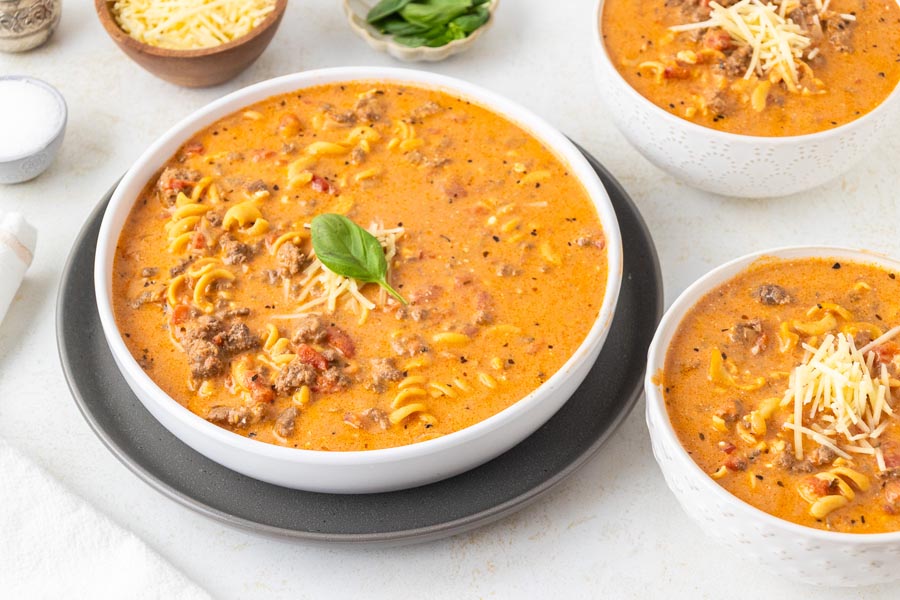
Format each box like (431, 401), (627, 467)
(0, 79), (64, 161)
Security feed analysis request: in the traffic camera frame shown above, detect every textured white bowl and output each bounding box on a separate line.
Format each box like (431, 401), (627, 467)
(592, 0), (900, 198)
(94, 67), (623, 494)
(343, 0), (498, 62)
(646, 246), (900, 586)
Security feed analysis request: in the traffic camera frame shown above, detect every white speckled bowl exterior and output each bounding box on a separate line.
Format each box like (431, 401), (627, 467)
(646, 246), (900, 587)
(0, 75), (67, 184)
(343, 0), (498, 63)
(592, 0), (900, 198)
(94, 67), (623, 494)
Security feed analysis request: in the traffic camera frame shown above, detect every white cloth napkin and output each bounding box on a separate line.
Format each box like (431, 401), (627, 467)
(0, 439), (211, 599)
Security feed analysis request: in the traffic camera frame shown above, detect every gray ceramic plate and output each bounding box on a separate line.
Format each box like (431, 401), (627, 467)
(57, 148), (662, 545)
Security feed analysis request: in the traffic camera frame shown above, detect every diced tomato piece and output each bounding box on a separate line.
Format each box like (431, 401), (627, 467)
(278, 114), (302, 139)
(250, 149), (277, 163)
(170, 304), (191, 325)
(167, 178), (195, 192)
(310, 174), (336, 195)
(798, 475), (830, 499)
(192, 233), (206, 250)
(663, 66), (692, 80)
(724, 454), (747, 471)
(182, 141), (205, 157)
(326, 326), (355, 358)
(873, 342), (899, 366)
(882, 441), (900, 469)
(295, 343), (328, 371)
(719, 441), (736, 454)
(243, 370), (275, 404)
(884, 480), (900, 514)
(703, 29), (732, 51)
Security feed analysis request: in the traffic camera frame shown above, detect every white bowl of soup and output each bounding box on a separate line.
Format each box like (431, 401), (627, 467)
(94, 67), (623, 493)
(593, 0), (900, 198)
(646, 246), (900, 586)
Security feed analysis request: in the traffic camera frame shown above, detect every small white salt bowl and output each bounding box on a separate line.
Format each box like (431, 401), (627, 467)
(0, 75), (67, 184)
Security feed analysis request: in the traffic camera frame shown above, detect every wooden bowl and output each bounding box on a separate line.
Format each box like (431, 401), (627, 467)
(94, 0), (287, 88)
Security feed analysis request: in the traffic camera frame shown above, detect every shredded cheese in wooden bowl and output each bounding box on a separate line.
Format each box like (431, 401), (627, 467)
(109, 0), (277, 50)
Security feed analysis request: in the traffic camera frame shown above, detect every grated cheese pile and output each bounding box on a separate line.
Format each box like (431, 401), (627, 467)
(110, 0), (276, 50)
(782, 333), (896, 471)
(670, 0), (848, 89)
(275, 224), (404, 317)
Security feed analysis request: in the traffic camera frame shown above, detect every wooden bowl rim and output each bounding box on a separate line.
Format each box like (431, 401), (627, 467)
(94, 0), (287, 58)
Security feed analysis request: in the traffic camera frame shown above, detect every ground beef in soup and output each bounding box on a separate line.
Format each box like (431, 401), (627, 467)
(755, 284), (792, 305)
(156, 167), (200, 206)
(277, 242), (307, 276)
(292, 315), (327, 344)
(274, 407), (299, 438)
(207, 404), (265, 428)
(365, 358), (403, 392)
(220, 234), (254, 265)
(274, 358), (318, 395)
(181, 317), (258, 379)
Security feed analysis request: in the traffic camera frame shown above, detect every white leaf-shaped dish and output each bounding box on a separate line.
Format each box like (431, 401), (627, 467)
(343, 0), (499, 62)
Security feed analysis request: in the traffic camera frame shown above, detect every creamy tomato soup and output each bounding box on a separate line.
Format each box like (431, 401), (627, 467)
(663, 257), (900, 533)
(602, 0), (900, 136)
(112, 82), (609, 451)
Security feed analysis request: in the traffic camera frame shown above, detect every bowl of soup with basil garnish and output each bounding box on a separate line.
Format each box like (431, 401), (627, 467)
(593, 0), (900, 197)
(646, 247), (900, 586)
(94, 68), (623, 493)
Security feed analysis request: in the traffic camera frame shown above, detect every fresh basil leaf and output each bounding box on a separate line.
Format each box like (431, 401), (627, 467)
(450, 6), (489, 34)
(424, 22), (467, 47)
(393, 33), (430, 47)
(399, 0), (473, 28)
(379, 17), (431, 36)
(310, 214), (407, 304)
(367, 0), (415, 24)
(472, 0), (490, 5)
(394, 25), (446, 47)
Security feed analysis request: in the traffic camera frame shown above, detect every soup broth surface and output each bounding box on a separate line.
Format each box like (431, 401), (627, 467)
(664, 258), (900, 532)
(113, 82), (609, 451)
(602, 0), (900, 136)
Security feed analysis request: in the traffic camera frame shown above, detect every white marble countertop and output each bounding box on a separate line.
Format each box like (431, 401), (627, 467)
(2, 0), (900, 597)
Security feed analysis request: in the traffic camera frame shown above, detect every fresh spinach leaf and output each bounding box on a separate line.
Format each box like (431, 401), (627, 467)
(367, 0), (415, 24)
(310, 214), (407, 304)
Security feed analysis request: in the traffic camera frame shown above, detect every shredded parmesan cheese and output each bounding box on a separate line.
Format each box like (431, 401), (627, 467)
(110, 0), (276, 50)
(272, 224), (404, 319)
(781, 333), (896, 470)
(669, 0), (851, 89)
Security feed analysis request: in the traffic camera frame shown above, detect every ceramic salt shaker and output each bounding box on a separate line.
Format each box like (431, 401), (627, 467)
(0, 211), (36, 324)
(0, 0), (62, 53)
